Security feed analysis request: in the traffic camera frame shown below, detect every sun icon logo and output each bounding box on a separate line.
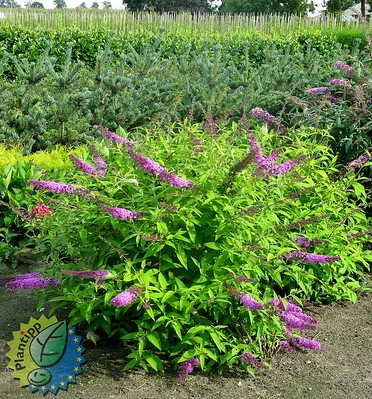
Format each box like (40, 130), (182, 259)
(7, 314), (85, 396)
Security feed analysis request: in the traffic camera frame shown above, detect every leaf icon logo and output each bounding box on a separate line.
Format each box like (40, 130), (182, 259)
(29, 320), (67, 368)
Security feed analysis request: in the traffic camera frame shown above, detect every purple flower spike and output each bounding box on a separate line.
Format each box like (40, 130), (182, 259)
(69, 155), (104, 177)
(286, 250), (341, 264)
(178, 358), (200, 385)
(293, 236), (311, 248)
(128, 149), (167, 175)
(111, 287), (140, 307)
(99, 204), (142, 221)
(61, 269), (110, 285)
(97, 125), (135, 147)
(280, 340), (293, 352)
(329, 79), (352, 89)
(239, 294), (265, 311)
(28, 180), (78, 195)
(251, 107), (286, 133)
(247, 135), (265, 164)
(307, 87), (329, 96)
(6, 276), (61, 290)
(327, 95), (339, 104)
(162, 173), (194, 189)
(292, 337), (321, 350)
(266, 155), (306, 175)
(92, 145), (108, 170)
(347, 154), (370, 171)
(335, 61), (356, 77)
(239, 352), (268, 369)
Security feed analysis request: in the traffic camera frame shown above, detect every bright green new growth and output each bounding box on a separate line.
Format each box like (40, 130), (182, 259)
(26, 122), (371, 374)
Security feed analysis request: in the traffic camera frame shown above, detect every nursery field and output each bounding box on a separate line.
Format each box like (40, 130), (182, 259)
(0, 10), (372, 397)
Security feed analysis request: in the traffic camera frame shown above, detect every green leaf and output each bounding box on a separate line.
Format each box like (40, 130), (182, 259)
(147, 332), (162, 350)
(162, 290), (175, 303)
(209, 331), (226, 352)
(158, 272), (168, 290)
(171, 321), (183, 340)
(204, 242), (221, 250)
(176, 244), (188, 268)
(123, 358), (138, 372)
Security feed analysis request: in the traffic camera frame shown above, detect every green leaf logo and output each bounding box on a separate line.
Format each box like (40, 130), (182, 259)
(29, 320), (67, 367)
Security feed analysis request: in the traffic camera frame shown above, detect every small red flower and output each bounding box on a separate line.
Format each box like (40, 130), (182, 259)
(31, 203), (52, 219)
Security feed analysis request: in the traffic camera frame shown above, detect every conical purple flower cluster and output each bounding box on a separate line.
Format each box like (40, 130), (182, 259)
(97, 125), (135, 147)
(329, 79), (352, 89)
(268, 297), (318, 332)
(99, 204), (142, 221)
(178, 358), (200, 384)
(111, 287), (140, 307)
(251, 107), (286, 133)
(5, 274), (61, 290)
(307, 87), (329, 96)
(161, 173), (195, 189)
(69, 155), (104, 177)
(347, 154), (370, 171)
(293, 236), (311, 248)
(128, 148), (167, 175)
(281, 337), (321, 351)
(247, 136), (305, 176)
(28, 180), (78, 195)
(335, 61), (356, 77)
(92, 145), (108, 170)
(239, 294), (265, 311)
(286, 250), (341, 264)
(61, 269), (110, 285)
(238, 352), (268, 369)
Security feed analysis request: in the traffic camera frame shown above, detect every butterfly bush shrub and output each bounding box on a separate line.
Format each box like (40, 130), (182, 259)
(21, 122), (371, 374)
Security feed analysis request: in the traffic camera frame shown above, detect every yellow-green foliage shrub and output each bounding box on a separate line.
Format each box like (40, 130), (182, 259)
(0, 145), (88, 171)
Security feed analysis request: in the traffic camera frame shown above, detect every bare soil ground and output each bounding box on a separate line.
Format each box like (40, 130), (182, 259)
(1, 270), (371, 399)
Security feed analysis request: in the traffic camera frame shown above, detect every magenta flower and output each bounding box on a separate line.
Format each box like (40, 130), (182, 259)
(128, 149), (167, 175)
(111, 287), (140, 307)
(292, 337), (321, 350)
(268, 297), (302, 313)
(280, 340), (293, 352)
(293, 236), (311, 248)
(280, 311), (317, 331)
(327, 95), (339, 103)
(239, 352), (268, 369)
(97, 125), (135, 147)
(69, 155), (104, 177)
(247, 136), (305, 175)
(251, 107), (286, 133)
(61, 269), (110, 285)
(92, 145), (108, 170)
(329, 79), (352, 89)
(99, 204), (143, 221)
(247, 135), (265, 164)
(31, 203), (52, 219)
(28, 180), (78, 195)
(266, 155), (306, 175)
(6, 276), (61, 290)
(347, 154), (370, 171)
(0, 272), (42, 283)
(178, 358), (200, 384)
(286, 250), (341, 264)
(335, 61), (356, 77)
(162, 173), (194, 189)
(307, 87), (329, 96)
(239, 294), (265, 311)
